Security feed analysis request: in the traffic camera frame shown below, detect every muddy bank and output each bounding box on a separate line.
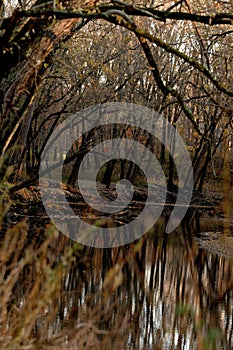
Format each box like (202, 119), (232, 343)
(194, 230), (233, 260)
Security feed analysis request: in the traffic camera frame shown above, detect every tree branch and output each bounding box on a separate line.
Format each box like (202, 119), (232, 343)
(108, 17), (233, 98)
(16, 7), (233, 26)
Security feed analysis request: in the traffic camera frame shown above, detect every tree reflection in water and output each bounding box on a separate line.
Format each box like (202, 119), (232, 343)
(0, 216), (232, 350)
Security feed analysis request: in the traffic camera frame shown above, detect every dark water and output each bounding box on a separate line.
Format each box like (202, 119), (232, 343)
(3, 213), (233, 350)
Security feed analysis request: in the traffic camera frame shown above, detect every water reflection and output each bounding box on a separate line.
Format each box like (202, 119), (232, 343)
(1, 216), (233, 349)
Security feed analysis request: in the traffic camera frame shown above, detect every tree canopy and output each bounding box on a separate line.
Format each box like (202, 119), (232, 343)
(0, 0), (232, 191)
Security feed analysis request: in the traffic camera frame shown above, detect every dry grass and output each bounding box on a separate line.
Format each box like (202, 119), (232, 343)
(0, 217), (129, 350)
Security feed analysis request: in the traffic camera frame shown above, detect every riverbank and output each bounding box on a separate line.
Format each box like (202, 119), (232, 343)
(4, 182), (233, 257)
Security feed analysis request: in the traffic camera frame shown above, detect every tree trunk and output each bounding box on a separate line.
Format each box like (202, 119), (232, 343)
(0, 7), (79, 179)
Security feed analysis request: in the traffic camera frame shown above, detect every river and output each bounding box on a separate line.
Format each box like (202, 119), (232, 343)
(1, 209), (232, 350)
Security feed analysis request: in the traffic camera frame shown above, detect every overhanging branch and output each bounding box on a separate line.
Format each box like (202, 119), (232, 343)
(137, 34), (201, 133)
(17, 6), (233, 26)
(108, 17), (233, 98)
